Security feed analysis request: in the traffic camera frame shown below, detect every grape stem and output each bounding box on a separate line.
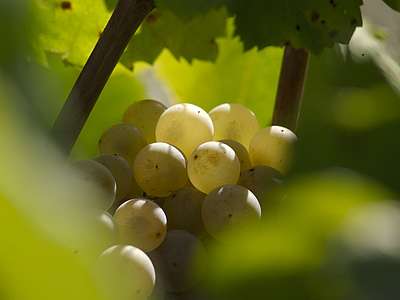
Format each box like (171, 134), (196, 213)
(272, 45), (310, 132)
(52, 0), (155, 153)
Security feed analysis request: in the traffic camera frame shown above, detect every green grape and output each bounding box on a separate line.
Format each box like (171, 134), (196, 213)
(209, 103), (260, 150)
(94, 154), (134, 203)
(202, 185), (261, 239)
(156, 103), (214, 158)
(187, 141), (240, 194)
(134, 142), (188, 197)
(123, 99), (167, 143)
(114, 198), (167, 252)
(152, 230), (206, 293)
(163, 186), (205, 235)
(249, 126), (297, 174)
(72, 160), (116, 211)
(220, 139), (252, 172)
(98, 124), (147, 166)
(97, 245), (156, 300)
(239, 166), (283, 210)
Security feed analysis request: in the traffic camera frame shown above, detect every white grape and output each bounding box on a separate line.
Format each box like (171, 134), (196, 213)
(156, 103), (214, 158)
(209, 103), (260, 149)
(249, 126), (297, 174)
(114, 198), (167, 252)
(187, 141), (240, 194)
(202, 185), (261, 239)
(123, 99), (167, 143)
(220, 139), (252, 172)
(72, 160), (116, 211)
(134, 142), (188, 197)
(98, 124), (147, 166)
(94, 154), (134, 203)
(163, 186), (205, 235)
(239, 166), (283, 210)
(152, 230), (206, 293)
(97, 245), (156, 300)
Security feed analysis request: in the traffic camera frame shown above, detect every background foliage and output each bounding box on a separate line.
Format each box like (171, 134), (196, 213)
(1, 0), (400, 299)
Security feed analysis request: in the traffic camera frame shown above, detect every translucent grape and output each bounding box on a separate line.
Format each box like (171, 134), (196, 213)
(152, 230), (206, 293)
(123, 99), (167, 143)
(249, 126), (297, 174)
(202, 185), (261, 239)
(98, 124), (147, 166)
(156, 103), (214, 158)
(94, 154), (133, 203)
(72, 160), (116, 211)
(134, 142), (188, 197)
(209, 103), (260, 149)
(97, 245), (156, 300)
(114, 198), (167, 252)
(163, 186), (205, 235)
(239, 166), (283, 210)
(220, 139), (252, 172)
(187, 141), (240, 194)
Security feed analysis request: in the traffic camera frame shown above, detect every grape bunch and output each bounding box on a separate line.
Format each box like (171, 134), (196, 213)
(72, 99), (297, 300)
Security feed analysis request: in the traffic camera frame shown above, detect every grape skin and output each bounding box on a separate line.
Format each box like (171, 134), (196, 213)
(249, 126), (297, 174)
(98, 124), (147, 166)
(97, 245), (156, 300)
(156, 103), (214, 158)
(123, 99), (167, 143)
(209, 103), (260, 150)
(72, 160), (116, 211)
(114, 198), (167, 252)
(202, 185), (261, 239)
(187, 141), (240, 194)
(94, 154), (134, 203)
(151, 230), (206, 293)
(134, 142), (188, 197)
(163, 186), (206, 235)
(239, 166), (283, 210)
(220, 139), (252, 172)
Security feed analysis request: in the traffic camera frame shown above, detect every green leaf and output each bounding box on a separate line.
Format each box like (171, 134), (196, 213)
(152, 20), (283, 125)
(227, 0), (363, 52)
(382, 0), (400, 10)
(121, 8), (228, 66)
(35, 0), (110, 66)
(154, 0), (226, 19)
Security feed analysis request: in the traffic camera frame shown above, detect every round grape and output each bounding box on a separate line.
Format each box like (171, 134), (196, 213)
(188, 141), (240, 194)
(98, 124), (147, 166)
(156, 103), (214, 158)
(202, 185), (261, 239)
(134, 142), (188, 197)
(72, 160), (116, 211)
(123, 99), (167, 143)
(249, 126), (297, 174)
(97, 245), (156, 300)
(209, 103), (260, 149)
(220, 139), (252, 172)
(114, 198), (167, 252)
(163, 186), (206, 235)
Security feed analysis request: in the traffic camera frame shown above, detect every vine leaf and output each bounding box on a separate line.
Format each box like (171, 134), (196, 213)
(35, 0), (110, 66)
(226, 0), (364, 53)
(382, 0), (400, 11)
(154, 0), (226, 19)
(121, 8), (228, 67)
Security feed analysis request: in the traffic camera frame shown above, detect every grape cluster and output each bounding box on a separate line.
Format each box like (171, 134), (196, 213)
(73, 100), (297, 300)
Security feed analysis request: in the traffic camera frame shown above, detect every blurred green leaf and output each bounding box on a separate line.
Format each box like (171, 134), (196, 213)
(122, 8), (228, 66)
(35, 0), (110, 66)
(199, 170), (391, 300)
(382, 0), (400, 10)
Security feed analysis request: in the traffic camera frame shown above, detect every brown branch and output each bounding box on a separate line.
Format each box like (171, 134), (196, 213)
(52, 0), (155, 153)
(272, 45), (310, 132)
